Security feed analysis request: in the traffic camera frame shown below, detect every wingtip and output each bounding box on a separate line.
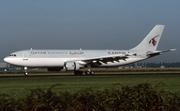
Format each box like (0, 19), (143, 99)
(170, 49), (176, 51)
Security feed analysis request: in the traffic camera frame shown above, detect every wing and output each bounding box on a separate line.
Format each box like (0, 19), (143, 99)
(76, 54), (130, 66)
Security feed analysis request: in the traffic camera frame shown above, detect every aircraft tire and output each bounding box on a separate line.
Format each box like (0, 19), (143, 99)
(91, 71), (95, 75)
(85, 71), (90, 75)
(24, 72), (28, 76)
(85, 71), (94, 75)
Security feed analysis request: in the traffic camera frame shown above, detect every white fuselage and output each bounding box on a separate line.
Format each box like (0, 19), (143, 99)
(4, 49), (148, 68)
(4, 25), (176, 74)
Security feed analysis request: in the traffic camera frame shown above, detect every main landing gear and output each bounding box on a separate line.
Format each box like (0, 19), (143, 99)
(85, 64), (94, 75)
(73, 70), (95, 75)
(85, 70), (95, 75)
(73, 64), (95, 75)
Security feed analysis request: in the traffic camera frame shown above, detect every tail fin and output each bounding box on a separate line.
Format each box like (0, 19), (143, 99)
(131, 25), (165, 51)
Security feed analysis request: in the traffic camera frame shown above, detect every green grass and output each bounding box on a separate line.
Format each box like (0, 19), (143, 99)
(0, 74), (180, 98)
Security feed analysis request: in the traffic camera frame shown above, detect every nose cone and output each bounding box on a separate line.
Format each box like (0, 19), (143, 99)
(4, 56), (20, 66)
(4, 57), (16, 65)
(4, 57), (13, 64)
(4, 57), (9, 63)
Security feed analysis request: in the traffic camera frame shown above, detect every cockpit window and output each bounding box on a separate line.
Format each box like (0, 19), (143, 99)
(9, 54), (16, 57)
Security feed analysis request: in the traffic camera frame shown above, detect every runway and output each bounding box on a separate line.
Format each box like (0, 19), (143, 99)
(1, 71), (180, 78)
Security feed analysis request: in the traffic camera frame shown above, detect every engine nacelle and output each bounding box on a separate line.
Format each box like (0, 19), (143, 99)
(64, 61), (80, 71)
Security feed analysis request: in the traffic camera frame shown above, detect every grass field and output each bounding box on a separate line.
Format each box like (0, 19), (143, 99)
(0, 72), (180, 98)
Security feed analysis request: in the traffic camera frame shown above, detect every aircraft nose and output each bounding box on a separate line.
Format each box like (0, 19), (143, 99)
(4, 57), (10, 63)
(4, 56), (19, 66)
(4, 57), (7, 62)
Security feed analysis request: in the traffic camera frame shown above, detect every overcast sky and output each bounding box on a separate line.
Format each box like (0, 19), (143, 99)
(0, 1), (179, 62)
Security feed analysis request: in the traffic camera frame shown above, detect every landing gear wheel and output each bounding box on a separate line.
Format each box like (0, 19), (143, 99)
(85, 71), (95, 75)
(85, 71), (90, 75)
(24, 72), (28, 76)
(91, 71), (95, 75)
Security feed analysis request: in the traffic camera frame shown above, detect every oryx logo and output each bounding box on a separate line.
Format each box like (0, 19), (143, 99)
(149, 34), (159, 46)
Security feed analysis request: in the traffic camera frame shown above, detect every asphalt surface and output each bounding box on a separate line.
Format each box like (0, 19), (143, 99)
(1, 71), (180, 78)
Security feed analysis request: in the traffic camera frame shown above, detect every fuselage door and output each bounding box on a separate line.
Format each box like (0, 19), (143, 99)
(23, 52), (28, 60)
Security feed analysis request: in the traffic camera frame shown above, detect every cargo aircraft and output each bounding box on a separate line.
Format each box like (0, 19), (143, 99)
(4, 25), (176, 76)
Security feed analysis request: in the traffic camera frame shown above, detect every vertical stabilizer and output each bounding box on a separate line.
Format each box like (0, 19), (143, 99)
(131, 25), (165, 51)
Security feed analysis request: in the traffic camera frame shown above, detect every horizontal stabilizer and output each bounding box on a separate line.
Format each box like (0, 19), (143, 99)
(146, 49), (176, 57)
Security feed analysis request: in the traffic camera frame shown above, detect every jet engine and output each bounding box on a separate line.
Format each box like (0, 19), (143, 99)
(64, 61), (80, 71)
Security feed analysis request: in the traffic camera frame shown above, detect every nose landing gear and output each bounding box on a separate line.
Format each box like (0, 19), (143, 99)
(24, 67), (28, 76)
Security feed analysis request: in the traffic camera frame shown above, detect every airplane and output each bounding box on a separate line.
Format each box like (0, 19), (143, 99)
(4, 25), (176, 76)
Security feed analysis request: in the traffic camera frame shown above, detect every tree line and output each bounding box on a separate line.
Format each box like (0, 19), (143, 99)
(135, 62), (180, 68)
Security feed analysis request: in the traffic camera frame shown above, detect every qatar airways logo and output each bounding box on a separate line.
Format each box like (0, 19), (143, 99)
(149, 35), (160, 46)
(31, 51), (46, 54)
